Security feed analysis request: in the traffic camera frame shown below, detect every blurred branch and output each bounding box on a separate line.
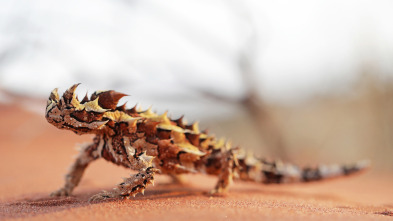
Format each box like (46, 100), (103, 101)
(153, 0), (288, 158)
(185, 0), (288, 159)
(227, 0), (288, 159)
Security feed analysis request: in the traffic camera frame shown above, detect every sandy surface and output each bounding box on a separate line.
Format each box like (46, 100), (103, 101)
(0, 104), (392, 221)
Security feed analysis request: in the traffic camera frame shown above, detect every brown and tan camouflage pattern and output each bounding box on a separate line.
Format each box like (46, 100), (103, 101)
(45, 84), (369, 202)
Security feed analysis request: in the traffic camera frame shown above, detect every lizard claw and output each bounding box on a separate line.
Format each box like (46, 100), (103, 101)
(50, 188), (71, 197)
(208, 187), (227, 196)
(88, 191), (114, 203)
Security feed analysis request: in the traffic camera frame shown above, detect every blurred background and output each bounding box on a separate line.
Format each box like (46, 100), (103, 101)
(0, 0), (392, 171)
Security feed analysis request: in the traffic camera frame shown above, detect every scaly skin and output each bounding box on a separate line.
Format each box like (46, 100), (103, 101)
(45, 84), (369, 203)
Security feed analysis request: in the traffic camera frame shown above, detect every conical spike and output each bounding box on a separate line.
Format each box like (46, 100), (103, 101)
(63, 83), (80, 103)
(186, 122), (200, 133)
(116, 102), (127, 111)
(97, 90), (128, 109)
(90, 92), (98, 101)
(90, 90), (107, 101)
(81, 92), (89, 104)
(225, 140), (232, 150)
(140, 106), (156, 117)
(49, 88), (59, 101)
(68, 83), (80, 94)
(174, 115), (185, 128)
(214, 137), (226, 149)
(128, 104), (138, 114)
(71, 95), (84, 110)
(159, 111), (170, 124)
(192, 122), (200, 133)
(84, 97), (109, 113)
(185, 132), (200, 146)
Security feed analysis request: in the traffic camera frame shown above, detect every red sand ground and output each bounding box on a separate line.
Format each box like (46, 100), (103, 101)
(0, 104), (392, 220)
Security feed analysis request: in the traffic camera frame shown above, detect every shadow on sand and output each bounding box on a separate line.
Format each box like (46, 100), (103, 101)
(0, 184), (206, 219)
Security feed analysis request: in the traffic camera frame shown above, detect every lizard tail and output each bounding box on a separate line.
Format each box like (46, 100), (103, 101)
(236, 154), (370, 184)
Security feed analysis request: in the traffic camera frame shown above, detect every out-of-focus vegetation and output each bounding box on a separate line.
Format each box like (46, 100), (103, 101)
(204, 73), (393, 171)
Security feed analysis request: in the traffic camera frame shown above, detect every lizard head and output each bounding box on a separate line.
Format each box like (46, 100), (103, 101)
(45, 84), (127, 135)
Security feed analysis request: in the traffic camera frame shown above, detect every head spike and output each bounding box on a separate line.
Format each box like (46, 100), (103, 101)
(63, 83), (80, 103)
(90, 90), (107, 101)
(69, 83), (80, 93)
(71, 95), (84, 110)
(49, 88), (59, 101)
(81, 92), (89, 104)
(64, 84), (85, 110)
(97, 90), (128, 109)
(83, 97), (109, 113)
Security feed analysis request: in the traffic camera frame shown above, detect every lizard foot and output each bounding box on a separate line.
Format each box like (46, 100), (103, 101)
(50, 187), (71, 197)
(208, 188), (227, 196)
(88, 191), (117, 203)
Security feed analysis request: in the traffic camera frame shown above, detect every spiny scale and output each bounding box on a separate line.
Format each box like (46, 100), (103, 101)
(45, 84), (369, 202)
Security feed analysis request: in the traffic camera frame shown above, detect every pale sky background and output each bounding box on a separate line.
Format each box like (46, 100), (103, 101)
(0, 0), (392, 118)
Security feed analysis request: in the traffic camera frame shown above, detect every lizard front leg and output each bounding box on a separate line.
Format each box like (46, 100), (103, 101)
(89, 167), (159, 202)
(51, 141), (100, 197)
(89, 138), (159, 202)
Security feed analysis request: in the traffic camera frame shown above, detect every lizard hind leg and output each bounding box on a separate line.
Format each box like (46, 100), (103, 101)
(89, 167), (159, 203)
(168, 174), (187, 185)
(210, 148), (238, 195)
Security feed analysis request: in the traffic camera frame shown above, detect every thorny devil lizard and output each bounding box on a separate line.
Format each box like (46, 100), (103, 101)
(45, 84), (369, 203)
